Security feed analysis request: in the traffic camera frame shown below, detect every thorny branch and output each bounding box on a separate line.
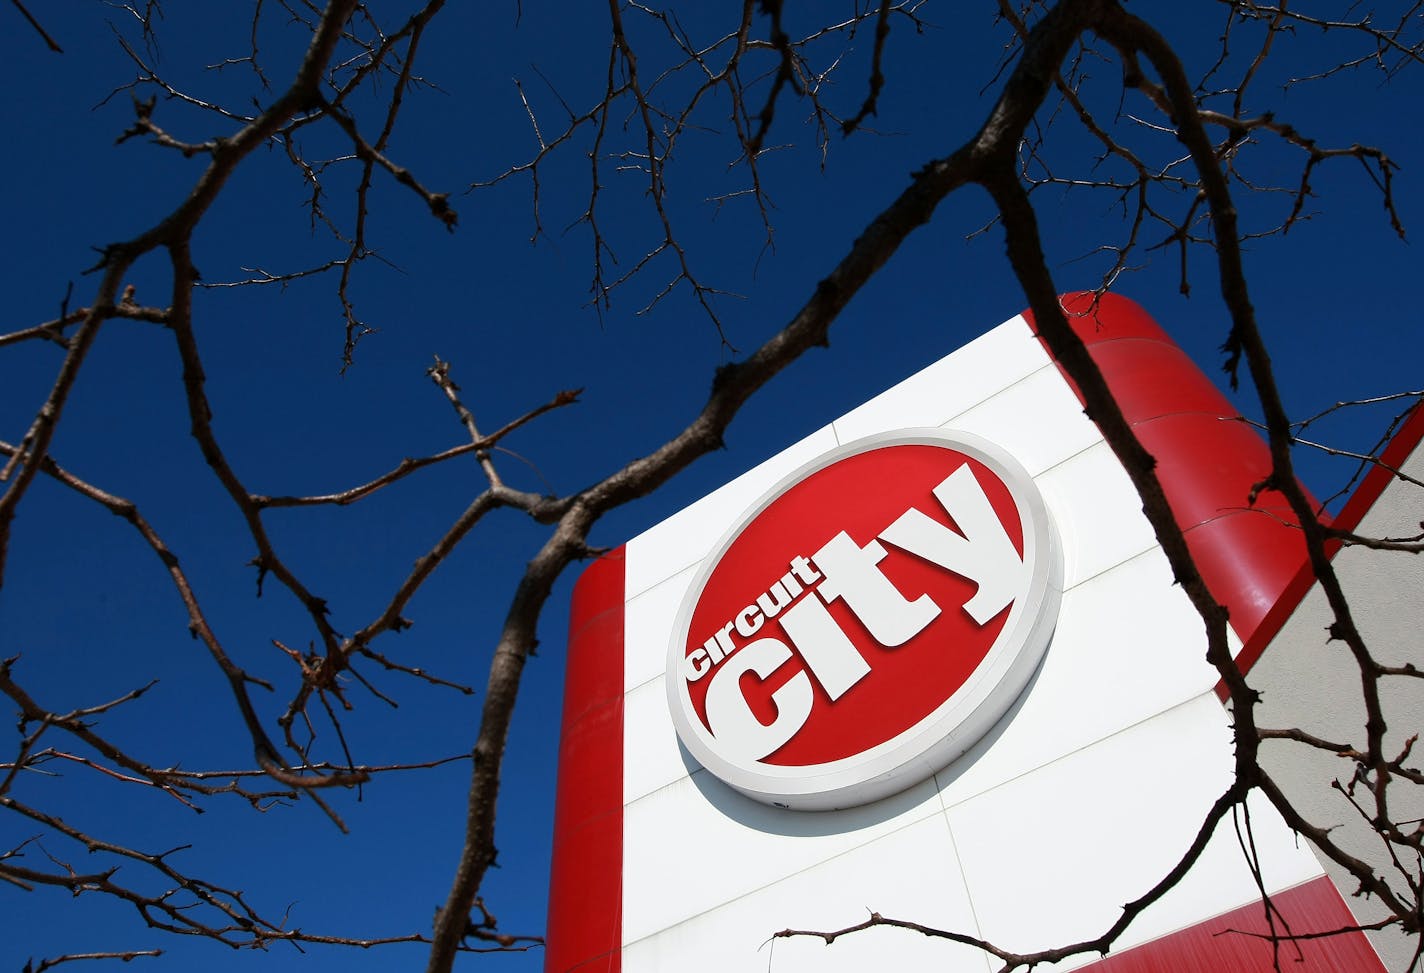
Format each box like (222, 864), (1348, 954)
(11, 0), (63, 54)
(475, 0), (928, 338)
(23, 952), (163, 973)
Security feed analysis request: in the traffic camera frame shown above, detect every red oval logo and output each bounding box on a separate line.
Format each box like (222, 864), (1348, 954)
(667, 430), (1062, 810)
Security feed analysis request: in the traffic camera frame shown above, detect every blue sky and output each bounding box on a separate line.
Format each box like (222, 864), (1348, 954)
(1, 3), (1420, 971)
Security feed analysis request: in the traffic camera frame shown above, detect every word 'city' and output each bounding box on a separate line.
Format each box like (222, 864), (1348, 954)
(682, 465), (1026, 762)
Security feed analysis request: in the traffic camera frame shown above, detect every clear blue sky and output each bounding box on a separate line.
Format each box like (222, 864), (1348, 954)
(1, 4), (1420, 971)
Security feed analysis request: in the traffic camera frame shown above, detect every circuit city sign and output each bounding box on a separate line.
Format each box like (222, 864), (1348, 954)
(667, 430), (1063, 810)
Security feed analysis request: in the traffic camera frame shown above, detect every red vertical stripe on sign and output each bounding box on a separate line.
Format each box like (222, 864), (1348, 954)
(545, 548), (626, 973)
(1075, 875), (1385, 972)
(1026, 293), (1311, 650)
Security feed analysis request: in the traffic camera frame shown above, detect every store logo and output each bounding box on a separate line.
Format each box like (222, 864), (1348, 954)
(666, 430), (1062, 810)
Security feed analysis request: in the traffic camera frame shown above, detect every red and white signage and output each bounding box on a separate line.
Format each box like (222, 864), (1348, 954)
(666, 429), (1063, 809)
(550, 296), (1394, 973)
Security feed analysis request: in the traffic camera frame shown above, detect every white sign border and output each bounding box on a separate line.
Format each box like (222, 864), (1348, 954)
(665, 428), (1064, 811)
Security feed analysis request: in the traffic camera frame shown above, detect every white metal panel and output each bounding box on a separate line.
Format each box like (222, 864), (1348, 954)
(945, 362), (1102, 475)
(1038, 440), (1160, 588)
(623, 563), (698, 693)
(831, 315), (1048, 443)
(622, 673), (695, 805)
(622, 813), (994, 973)
(623, 425), (840, 600)
(934, 546), (1231, 811)
(946, 691), (1324, 967)
(621, 771), (943, 946)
